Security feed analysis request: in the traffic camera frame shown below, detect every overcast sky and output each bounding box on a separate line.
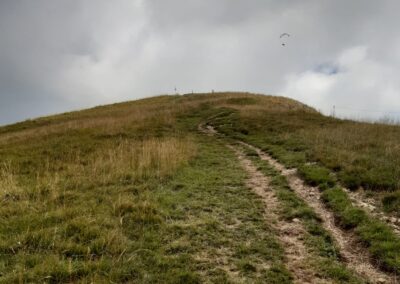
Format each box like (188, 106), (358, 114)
(0, 0), (399, 125)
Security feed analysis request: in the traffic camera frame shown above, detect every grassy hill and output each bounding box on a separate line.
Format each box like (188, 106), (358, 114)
(1, 92), (399, 283)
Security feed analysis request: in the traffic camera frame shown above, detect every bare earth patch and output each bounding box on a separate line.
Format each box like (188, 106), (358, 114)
(198, 122), (218, 136)
(344, 188), (400, 236)
(228, 144), (330, 284)
(194, 247), (243, 282)
(240, 141), (396, 284)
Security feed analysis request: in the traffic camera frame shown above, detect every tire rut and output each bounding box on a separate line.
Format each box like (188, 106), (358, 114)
(228, 144), (330, 284)
(239, 141), (397, 284)
(198, 122), (398, 283)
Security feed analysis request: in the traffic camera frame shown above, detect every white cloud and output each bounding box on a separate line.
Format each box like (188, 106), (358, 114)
(338, 46), (368, 67)
(283, 72), (337, 111)
(282, 45), (400, 120)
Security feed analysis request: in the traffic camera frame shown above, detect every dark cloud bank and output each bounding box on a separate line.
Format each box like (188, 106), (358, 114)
(0, 0), (399, 125)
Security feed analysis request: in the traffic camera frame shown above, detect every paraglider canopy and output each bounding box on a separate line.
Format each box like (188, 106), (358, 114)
(280, 33), (290, 46)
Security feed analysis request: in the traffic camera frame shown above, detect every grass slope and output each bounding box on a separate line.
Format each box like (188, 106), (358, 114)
(210, 104), (400, 215)
(240, 145), (362, 283)
(1, 92), (399, 281)
(210, 97), (400, 274)
(0, 94), (292, 282)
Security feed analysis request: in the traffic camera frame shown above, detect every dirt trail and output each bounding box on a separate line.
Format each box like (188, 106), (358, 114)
(198, 122), (218, 136)
(344, 189), (400, 236)
(228, 145), (330, 284)
(239, 141), (396, 284)
(199, 123), (328, 283)
(199, 123), (398, 283)
(200, 120), (400, 235)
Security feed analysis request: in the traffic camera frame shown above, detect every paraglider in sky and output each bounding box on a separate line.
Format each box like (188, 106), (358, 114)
(280, 33), (290, 46)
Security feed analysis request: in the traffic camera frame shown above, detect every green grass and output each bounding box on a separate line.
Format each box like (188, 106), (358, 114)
(321, 187), (400, 273)
(239, 139), (400, 273)
(0, 95), (295, 282)
(241, 146), (362, 283)
(209, 99), (400, 274)
(2, 91), (400, 281)
(298, 165), (336, 188)
(382, 192), (400, 216)
(211, 103), (400, 210)
(157, 136), (293, 283)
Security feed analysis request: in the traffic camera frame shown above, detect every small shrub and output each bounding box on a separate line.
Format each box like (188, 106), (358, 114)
(321, 187), (367, 229)
(298, 165), (336, 187)
(338, 171), (363, 190)
(357, 221), (400, 272)
(382, 192), (400, 215)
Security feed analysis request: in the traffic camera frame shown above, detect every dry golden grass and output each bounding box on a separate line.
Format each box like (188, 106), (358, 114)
(81, 137), (196, 184)
(0, 161), (20, 196)
(0, 92), (269, 144)
(296, 122), (400, 189)
(0, 93), (244, 282)
(0, 137), (195, 203)
(0, 101), (177, 144)
(2, 91), (396, 193)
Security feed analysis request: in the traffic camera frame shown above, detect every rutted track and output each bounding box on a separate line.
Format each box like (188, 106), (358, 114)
(240, 140), (395, 283)
(200, 123), (326, 282)
(200, 122), (398, 283)
(228, 145), (329, 283)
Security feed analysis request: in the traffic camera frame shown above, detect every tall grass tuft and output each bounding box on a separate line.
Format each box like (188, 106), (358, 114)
(86, 137), (196, 184)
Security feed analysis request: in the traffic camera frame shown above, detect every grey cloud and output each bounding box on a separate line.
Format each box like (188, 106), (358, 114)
(0, 0), (399, 125)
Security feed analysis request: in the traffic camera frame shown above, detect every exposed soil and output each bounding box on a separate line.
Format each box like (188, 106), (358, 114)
(199, 122), (398, 283)
(228, 144), (330, 284)
(194, 248), (243, 282)
(239, 141), (397, 284)
(344, 188), (400, 236)
(198, 122), (218, 136)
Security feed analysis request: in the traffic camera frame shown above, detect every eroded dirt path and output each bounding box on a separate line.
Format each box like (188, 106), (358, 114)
(344, 189), (400, 236)
(239, 141), (396, 284)
(198, 122), (218, 136)
(228, 144), (330, 284)
(199, 123), (328, 283)
(199, 122), (399, 283)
